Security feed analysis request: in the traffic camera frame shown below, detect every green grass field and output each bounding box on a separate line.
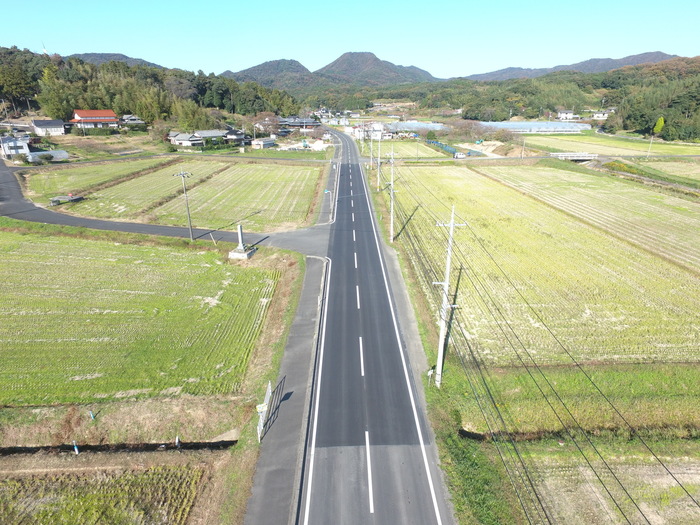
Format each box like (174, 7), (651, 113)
(26, 158), (324, 232)
(24, 158), (174, 201)
(151, 163), (321, 231)
(0, 232), (279, 405)
(525, 133), (700, 156)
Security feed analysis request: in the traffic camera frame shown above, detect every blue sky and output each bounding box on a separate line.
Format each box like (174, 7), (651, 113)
(3, 0), (698, 79)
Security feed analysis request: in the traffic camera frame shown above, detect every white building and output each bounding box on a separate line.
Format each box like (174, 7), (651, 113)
(32, 119), (66, 136)
(0, 135), (31, 159)
(251, 137), (276, 149)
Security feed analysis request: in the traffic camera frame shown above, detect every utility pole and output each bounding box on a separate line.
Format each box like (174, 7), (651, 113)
(433, 205), (465, 388)
(173, 170), (194, 241)
(389, 146), (395, 242)
(377, 131), (382, 190)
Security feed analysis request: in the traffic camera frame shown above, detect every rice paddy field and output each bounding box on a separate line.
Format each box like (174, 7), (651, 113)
(473, 162), (700, 270)
(24, 157), (175, 199)
(0, 465), (202, 525)
(0, 232), (280, 405)
(24, 157), (325, 232)
(525, 133), (700, 156)
(378, 159), (700, 523)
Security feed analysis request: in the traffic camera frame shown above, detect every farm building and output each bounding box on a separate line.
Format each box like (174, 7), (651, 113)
(31, 119), (66, 136)
(251, 138), (276, 149)
(27, 150), (70, 162)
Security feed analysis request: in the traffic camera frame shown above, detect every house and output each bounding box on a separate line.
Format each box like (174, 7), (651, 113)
(31, 119), (66, 136)
(70, 109), (119, 129)
(120, 114), (146, 126)
(170, 133), (203, 147)
(557, 110), (580, 121)
(194, 129), (228, 143)
(591, 110), (612, 120)
(278, 117), (320, 129)
(251, 138), (276, 149)
(0, 135), (31, 159)
(225, 128), (249, 145)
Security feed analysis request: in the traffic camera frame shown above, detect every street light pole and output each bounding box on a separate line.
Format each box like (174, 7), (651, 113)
(173, 170), (194, 241)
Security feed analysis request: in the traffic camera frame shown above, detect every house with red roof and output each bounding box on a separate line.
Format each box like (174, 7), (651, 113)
(70, 110), (119, 129)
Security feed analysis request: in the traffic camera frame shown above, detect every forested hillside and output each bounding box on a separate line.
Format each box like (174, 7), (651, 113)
(366, 56), (700, 140)
(0, 46), (299, 130)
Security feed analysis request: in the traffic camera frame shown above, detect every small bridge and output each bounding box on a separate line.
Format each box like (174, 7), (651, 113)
(550, 152), (599, 161)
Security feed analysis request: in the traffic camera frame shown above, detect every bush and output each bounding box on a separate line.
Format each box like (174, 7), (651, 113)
(71, 127), (115, 136)
(12, 153), (28, 164)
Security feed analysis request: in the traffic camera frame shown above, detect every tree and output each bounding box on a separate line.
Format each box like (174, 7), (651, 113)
(36, 65), (79, 120)
(252, 111), (279, 135)
(0, 63), (35, 113)
(647, 116), (664, 159)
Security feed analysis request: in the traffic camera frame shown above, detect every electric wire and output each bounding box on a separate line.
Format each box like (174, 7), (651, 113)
(397, 168), (654, 523)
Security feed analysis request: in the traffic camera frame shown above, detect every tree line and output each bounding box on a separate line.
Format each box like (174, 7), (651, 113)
(0, 46), (299, 131)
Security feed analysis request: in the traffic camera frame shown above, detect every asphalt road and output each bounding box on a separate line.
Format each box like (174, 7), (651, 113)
(299, 131), (452, 524)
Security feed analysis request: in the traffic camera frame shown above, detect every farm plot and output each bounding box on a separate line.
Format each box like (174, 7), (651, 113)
(524, 441), (700, 524)
(66, 159), (227, 218)
(474, 163), (700, 270)
(151, 163), (322, 232)
(387, 164), (700, 366)
(0, 465), (202, 525)
(525, 134), (700, 156)
(637, 158), (700, 185)
(24, 157), (173, 201)
(0, 233), (280, 405)
(357, 139), (446, 159)
(385, 164), (700, 520)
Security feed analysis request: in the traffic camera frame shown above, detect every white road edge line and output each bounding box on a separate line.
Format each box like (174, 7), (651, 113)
(302, 258), (332, 525)
(365, 430), (375, 514)
(359, 336), (365, 377)
(358, 150), (444, 525)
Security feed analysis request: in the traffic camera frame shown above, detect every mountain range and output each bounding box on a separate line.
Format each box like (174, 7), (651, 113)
(220, 51), (680, 95)
(464, 51), (678, 81)
(71, 51), (681, 90)
(220, 52), (437, 90)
